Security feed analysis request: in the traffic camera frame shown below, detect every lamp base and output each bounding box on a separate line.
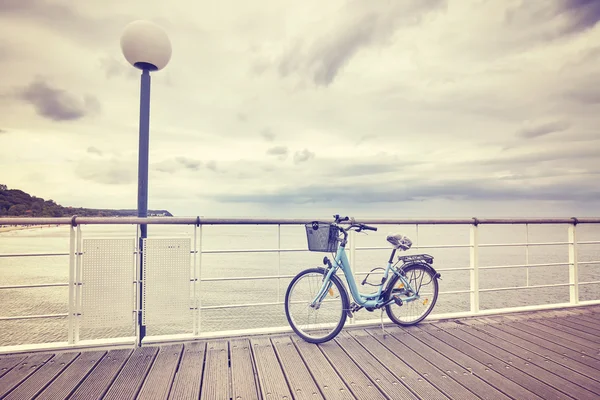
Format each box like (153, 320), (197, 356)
(134, 61), (158, 71)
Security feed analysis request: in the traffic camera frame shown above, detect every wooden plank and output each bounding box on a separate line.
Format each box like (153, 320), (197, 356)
(138, 344), (183, 400)
(0, 356), (26, 379)
(506, 319), (600, 360)
(168, 342), (206, 400)
(550, 316), (600, 337)
(34, 351), (106, 400)
(335, 331), (418, 400)
(200, 340), (230, 400)
(0, 353), (53, 398)
(532, 318), (600, 345)
(569, 314), (600, 328)
(366, 328), (482, 400)
(4, 351), (79, 400)
(230, 338), (259, 400)
(386, 326), (511, 400)
(292, 336), (352, 400)
(465, 319), (600, 380)
(520, 320), (599, 351)
(318, 339), (387, 400)
(450, 322), (600, 398)
(405, 326), (543, 400)
(70, 349), (132, 400)
(250, 336), (293, 400)
(270, 335), (323, 400)
(103, 346), (158, 400)
(425, 323), (574, 400)
(348, 329), (447, 400)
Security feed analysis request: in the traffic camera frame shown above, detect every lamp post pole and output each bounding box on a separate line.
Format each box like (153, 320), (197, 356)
(137, 68), (151, 343)
(121, 20), (171, 346)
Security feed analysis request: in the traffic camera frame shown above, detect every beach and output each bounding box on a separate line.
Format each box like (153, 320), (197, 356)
(0, 224), (55, 233)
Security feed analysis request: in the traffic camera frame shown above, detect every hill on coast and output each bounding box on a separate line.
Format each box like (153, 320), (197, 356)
(0, 184), (172, 218)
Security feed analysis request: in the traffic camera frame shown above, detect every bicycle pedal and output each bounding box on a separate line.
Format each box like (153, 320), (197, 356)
(393, 295), (403, 306)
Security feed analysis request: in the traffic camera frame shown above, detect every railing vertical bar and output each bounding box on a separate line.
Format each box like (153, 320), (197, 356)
(277, 224), (281, 303)
(349, 229), (356, 325)
(135, 224), (142, 345)
(197, 224), (203, 335)
(193, 224), (198, 336)
(568, 223), (579, 304)
(68, 224), (75, 344)
(415, 224), (419, 250)
(74, 224), (82, 343)
(470, 223), (480, 314)
(525, 224), (530, 287)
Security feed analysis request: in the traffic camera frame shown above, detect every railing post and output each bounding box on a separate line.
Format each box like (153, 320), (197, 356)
(470, 220), (480, 314)
(277, 224), (281, 303)
(568, 220), (579, 305)
(68, 223), (75, 345)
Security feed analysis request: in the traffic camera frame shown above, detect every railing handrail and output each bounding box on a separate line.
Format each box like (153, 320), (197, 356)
(1, 216), (600, 226)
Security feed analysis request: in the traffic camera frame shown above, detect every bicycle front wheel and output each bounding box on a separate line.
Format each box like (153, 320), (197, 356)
(385, 263), (439, 326)
(284, 267), (349, 343)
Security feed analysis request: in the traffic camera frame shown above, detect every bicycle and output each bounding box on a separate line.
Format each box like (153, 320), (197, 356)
(284, 214), (441, 343)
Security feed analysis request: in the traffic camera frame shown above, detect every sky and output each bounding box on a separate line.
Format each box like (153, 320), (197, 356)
(0, 0), (599, 218)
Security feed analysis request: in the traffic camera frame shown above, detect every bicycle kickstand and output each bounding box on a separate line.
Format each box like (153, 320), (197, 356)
(380, 309), (388, 339)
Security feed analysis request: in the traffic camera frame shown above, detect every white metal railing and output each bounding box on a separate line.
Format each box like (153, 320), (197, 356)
(0, 216), (599, 354)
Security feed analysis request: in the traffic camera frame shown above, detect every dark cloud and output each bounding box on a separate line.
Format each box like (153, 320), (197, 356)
(266, 145), (288, 159)
(559, 0), (600, 34)
(333, 162), (401, 177)
(275, 0), (447, 86)
(209, 177), (600, 205)
(18, 79), (100, 121)
(261, 128), (275, 141)
(517, 120), (571, 139)
(87, 146), (102, 156)
(293, 149), (315, 164)
(0, 129), (7, 134)
(357, 134), (377, 145)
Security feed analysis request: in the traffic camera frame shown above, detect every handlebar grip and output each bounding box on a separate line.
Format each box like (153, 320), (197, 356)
(364, 225), (377, 231)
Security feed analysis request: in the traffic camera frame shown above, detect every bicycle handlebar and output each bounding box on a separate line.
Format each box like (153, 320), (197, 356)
(332, 214), (377, 232)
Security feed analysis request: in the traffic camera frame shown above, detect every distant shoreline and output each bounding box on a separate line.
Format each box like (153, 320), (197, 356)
(0, 224), (56, 233)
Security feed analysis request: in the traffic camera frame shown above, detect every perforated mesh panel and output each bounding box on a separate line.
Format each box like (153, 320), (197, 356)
(143, 238), (192, 325)
(81, 239), (135, 328)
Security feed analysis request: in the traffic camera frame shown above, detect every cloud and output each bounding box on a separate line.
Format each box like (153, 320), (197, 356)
(261, 128), (276, 141)
(293, 149), (315, 164)
(273, 0), (447, 86)
(559, 0), (600, 34)
(206, 160), (218, 172)
(76, 157), (136, 185)
(155, 157), (202, 173)
(87, 146), (103, 156)
(266, 145), (288, 159)
(17, 79), (101, 121)
(0, 129), (7, 134)
(517, 120), (571, 139)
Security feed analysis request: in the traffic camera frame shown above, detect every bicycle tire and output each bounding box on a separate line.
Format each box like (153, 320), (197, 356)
(284, 267), (349, 343)
(385, 263), (439, 326)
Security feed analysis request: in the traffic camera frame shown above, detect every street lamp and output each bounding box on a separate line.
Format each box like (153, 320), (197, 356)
(120, 20), (171, 345)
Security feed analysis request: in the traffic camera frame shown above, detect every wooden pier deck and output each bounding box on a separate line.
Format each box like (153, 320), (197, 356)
(1, 305), (599, 399)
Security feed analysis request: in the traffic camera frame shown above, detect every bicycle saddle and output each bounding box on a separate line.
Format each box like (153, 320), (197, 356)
(386, 233), (412, 251)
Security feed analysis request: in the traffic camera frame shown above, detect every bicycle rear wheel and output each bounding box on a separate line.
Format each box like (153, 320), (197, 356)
(284, 267), (349, 343)
(385, 263), (439, 326)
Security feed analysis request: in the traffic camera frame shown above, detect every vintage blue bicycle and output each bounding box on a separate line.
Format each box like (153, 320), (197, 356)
(285, 214), (441, 343)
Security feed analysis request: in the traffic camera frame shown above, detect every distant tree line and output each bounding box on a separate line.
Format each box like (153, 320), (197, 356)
(0, 185), (172, 217)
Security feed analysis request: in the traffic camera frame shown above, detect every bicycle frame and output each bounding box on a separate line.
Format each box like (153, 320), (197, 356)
(311, 243), (418, 309)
